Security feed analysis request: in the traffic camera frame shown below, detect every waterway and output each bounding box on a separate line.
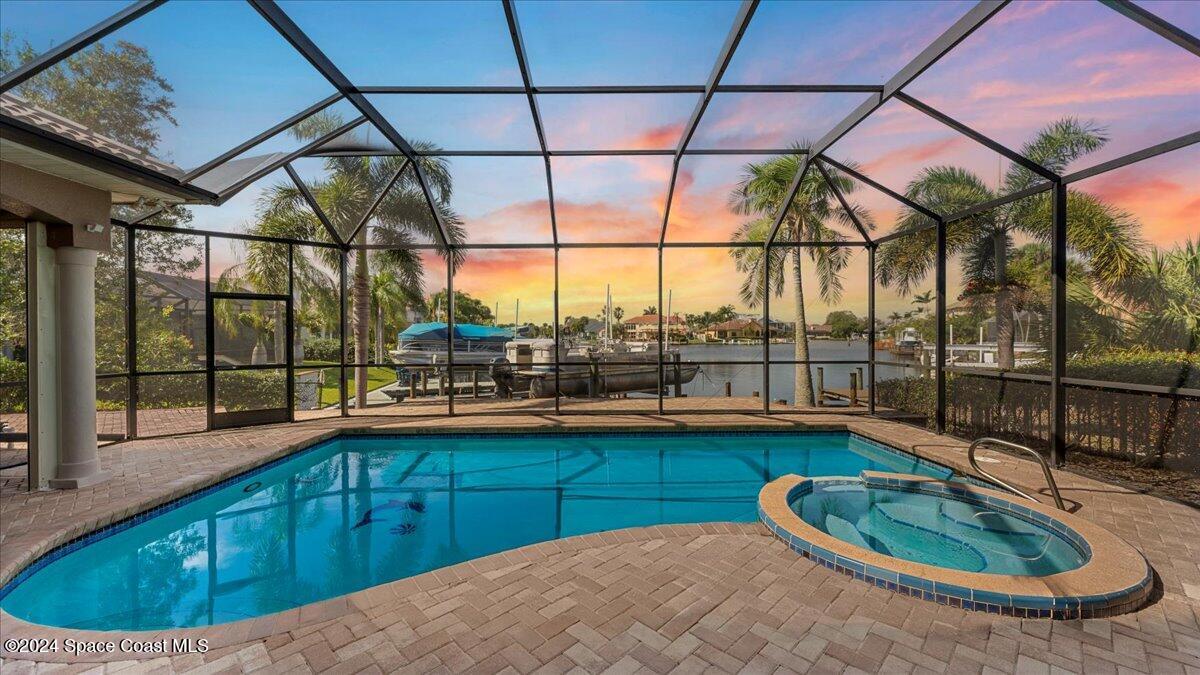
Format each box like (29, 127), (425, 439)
(674, 341), (922, 405)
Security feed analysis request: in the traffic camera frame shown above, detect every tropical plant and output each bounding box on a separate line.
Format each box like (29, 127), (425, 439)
(876, 119), (1144, 370)
(911, 290), (934, 314)
(370, 270), (418, 363)
(1116, 239), (1200, 353)
(729, 148), (874, 405)
(236, 111), (464, 407)
(427, 290), (494, 326)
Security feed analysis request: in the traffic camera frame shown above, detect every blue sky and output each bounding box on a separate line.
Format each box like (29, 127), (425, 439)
(2, 0), (1195, 321)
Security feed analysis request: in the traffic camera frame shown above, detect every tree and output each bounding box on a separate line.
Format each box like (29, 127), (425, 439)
(825, 311), (864, 340)
(2, 32), (211, 407)
(1114, 238), (1200, 353)
(0, 231), (25, 354)
(877, 119), (1143, 370)
(642, 306), (657, 316)
(1, 33), (175, 153)
(730, 148), (874, 405)
(371, 270), (414, 363)
(240, 111), (464, 407)
(427, 290), (494, 326)
(911, 290), (934, 314)
(562, 316), (590, 335)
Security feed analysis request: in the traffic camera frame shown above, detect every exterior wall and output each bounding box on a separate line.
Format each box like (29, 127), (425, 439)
(4, 164), (113, 489)
(0, 161), (112, 253)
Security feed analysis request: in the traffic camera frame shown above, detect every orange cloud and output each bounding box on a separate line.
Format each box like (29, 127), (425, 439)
(617, 123), (685, 149)
(1081, 158), (1200, 246)
(555, 200), (661, 243)
(465, 200), (554, 244)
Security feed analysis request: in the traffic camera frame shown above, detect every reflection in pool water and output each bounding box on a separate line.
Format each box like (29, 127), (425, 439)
(1, 432), (951, 630)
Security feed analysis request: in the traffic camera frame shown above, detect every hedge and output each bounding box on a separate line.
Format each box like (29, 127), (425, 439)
(0, 356), (26, 413)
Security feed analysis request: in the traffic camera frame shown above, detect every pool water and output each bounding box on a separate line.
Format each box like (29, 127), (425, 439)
(790, 481), (1087, 576)
(1, 433), (951, 630)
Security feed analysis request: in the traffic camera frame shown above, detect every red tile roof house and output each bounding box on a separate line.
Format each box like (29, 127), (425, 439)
(703, 318), (763, 342)
(622, 314), (689, 342)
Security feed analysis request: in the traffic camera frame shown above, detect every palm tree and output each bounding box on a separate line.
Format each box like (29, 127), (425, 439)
(911, 290), (934, 314)
(238, 112), (465, 408)
(888, 311), (903, 325)
(1117, 238), (1200, 352)
(369, 269), (419, 363)
(876, 119), (1143, 370)
(729, 148), (874, 405)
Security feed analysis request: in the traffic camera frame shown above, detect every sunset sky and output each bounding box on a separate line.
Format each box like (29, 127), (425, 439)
(4, 0), (1196, 324)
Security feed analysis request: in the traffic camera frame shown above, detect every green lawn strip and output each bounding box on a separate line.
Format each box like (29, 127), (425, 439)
(296, 363), (396, 407)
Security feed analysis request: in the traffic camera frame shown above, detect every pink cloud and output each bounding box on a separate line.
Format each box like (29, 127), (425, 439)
(555, 199), (661, 243)
(860, 137), (968, 177)
(616, 123), (685, 150)
(465, 200), (554, 244)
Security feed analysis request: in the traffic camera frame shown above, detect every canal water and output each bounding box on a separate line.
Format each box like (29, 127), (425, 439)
(674, 341), (922, 405)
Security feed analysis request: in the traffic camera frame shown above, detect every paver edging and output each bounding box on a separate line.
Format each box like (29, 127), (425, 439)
(0, 522), (766, 663)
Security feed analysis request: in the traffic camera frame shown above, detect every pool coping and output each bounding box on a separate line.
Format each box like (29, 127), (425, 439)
(0, 417), (1163, 662)
(757, 472), (1153, 619)
(0, 428), (962, 599)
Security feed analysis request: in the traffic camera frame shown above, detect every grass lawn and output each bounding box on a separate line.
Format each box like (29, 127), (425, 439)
(298, 363), (396, 407)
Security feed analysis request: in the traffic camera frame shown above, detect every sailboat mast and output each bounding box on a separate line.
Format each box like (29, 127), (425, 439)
(606, 284), (611, 344)
(665, 289), (672, 350)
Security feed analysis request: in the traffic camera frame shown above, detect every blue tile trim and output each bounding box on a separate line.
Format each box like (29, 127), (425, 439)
(0, 434), (344, 602)
(761, 475), (1153, 619)
(0, 429), (958, 604)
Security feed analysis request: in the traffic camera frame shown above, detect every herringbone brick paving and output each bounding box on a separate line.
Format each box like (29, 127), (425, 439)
(2, 412), (1198, 674)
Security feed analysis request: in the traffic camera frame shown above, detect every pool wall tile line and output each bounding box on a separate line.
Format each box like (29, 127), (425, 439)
(1, 432), (350, 601)
(0, 430), (969, 610)
(759, 474), (1154, 619)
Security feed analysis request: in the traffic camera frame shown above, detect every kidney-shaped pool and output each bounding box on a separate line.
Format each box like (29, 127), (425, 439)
(2, 432), (954, 630)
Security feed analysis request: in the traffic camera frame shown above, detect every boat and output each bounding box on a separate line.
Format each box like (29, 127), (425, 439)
(389, 322), (512, 368)
(490, 339), (700, 399)
(891, 327), (924, 356)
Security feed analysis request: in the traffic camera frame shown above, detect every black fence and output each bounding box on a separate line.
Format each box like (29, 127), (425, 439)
(876, 369), (1199, 473)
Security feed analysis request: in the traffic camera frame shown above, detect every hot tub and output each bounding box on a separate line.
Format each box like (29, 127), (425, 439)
(758, 471), (1152, 618)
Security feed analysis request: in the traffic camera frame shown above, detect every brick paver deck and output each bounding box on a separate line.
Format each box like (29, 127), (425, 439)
(1, 412), (1197, 674)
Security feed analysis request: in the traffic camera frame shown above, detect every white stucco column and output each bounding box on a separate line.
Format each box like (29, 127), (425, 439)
(48, 246), (108, 489)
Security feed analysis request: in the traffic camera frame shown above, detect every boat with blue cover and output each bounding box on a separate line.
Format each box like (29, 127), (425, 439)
(389, 322), (512, 367)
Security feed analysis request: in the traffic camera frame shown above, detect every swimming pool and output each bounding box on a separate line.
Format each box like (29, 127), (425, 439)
(1, 432), (953, 630)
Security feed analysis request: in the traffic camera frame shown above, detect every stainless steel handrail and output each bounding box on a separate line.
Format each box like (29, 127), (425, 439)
(968, 437), (1066, 511)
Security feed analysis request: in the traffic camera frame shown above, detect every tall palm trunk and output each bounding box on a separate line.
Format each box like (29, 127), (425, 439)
(374, 303), (384, 364)
(792, 222), (815, 406)
(993, 230), (1015, 370)
(273, 304), (285, 365)
(353, 241), (370, 408)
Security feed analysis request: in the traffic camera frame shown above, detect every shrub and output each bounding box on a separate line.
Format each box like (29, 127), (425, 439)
(139, 373), (206, 409)
(218, 370), (287, 411)
(1063, 350), (1198, 389)
(302, 337), (341, 363)
(0, 355), (27, 413)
